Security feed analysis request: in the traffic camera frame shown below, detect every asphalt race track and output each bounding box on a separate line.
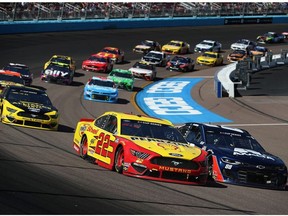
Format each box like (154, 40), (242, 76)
(0, 24), (288, 214)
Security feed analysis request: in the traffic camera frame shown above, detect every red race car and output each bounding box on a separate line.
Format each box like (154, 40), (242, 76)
(82, 54), (113, 73)
(97, 47), (125, 64)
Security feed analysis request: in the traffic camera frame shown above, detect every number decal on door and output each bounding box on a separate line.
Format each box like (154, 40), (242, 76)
(95, 132), (110, 157)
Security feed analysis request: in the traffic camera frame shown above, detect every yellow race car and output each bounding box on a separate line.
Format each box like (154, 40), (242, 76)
(161, 40), (190, 54)
(73, 111), (210, 185)
(44, 55), (76, 72)
(0, 85), (59, 130)
(196, 51), (223, 66)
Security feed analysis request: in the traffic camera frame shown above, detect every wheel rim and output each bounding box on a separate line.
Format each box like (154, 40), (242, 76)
(81, 137), (88, 158)
(115, 147), (124, 172)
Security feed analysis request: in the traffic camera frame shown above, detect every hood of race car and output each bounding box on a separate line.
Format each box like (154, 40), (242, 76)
(83, 60), (106, 66)
(11, 101), (55, 114)
(127, 136), (202, 160)
(196, 44), (212, 49)
(162, 45), (180, 51)
(97, 52), (117, 59)
(135, 45), (150, 49)
(85, 84), (117, 94)
(129, 67), (152, 75)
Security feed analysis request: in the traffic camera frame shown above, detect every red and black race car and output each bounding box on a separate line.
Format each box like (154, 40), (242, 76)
(82, 54), (113, 73)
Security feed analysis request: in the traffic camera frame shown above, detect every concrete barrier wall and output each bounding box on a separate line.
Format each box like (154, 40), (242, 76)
(1, 15), (288, 35)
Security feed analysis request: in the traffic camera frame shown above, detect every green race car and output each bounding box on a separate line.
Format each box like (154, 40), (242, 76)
(107, 69), (134, 91)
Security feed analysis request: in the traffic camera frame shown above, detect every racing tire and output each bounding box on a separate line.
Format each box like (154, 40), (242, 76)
(114, 146), (124, 173)
(80, 136), (88, 159)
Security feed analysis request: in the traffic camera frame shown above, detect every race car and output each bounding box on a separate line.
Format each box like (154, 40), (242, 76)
(83, 76), (118, 103)
(107, 69), (134, 91)
(82, 54), (113, 73)
(3, 63), (33, 86)
(256, 32), (285, 44)
(166, 56), (195, 72)
(129, 61), (157, 81)
(0, 85), (59, 130)
(196, 51), (223, 66)
(227, 50), (248, 62)
(133, 40), (161, 54)
(177, 122), (287, 189)
(97, 47), (124, 64)
(282, 32), (288, 40)
(161, 40), (190, 54)
(44, 55), (76, 72)
(0, 70), (25, 93)
(141, 51), (170, 67)
(41, 62), (74, 85)
(230, 39), (257, 51)
(73, 111), (210, 185)
(250, 45), (268, 56)
(194, 40), (222, 53)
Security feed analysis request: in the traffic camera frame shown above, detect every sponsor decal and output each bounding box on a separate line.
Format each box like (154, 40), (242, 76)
(44, 69), (69, 77)
(87, 126), (99, 134)
(233, 148), (275, 161)
(169, 153), (183, 157)
(136, 78), (231, 124)
(159, 166), (191, 174)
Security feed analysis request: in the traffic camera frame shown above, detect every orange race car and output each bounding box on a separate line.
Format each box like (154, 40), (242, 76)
(97, 47), (125, 64)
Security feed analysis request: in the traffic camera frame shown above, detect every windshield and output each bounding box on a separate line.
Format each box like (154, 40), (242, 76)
(0, 74), (24, 84)
(233, 50), (246, 54)
(171, 56), (188, 63)
(205, 129), (265, 152)
(145, 52), (162, 59)
(203, 53), (217, 58)
(50, 57), (70, 65)
(88, 79), (115, 88)
(121, 119), (187, 143)
(168, 41), (181, 47)
(111, 71), (132, 79)
(133, 62), (154, 70)
(200, 41), (213, 46)
(142, 40), (154, 46)
(88, 56), (107, 62)
(236, 39), (249, 45)
(7, 88), (52, 105)
(3, 65), (30, 76)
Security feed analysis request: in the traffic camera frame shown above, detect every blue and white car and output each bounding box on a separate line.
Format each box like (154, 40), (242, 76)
(194, 40), (222, 53)
(178, 122), (287, 190)
(83, 76), (118, 103)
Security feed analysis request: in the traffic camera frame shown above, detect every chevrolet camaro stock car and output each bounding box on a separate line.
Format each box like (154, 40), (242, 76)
(0, 85), (59, 130)
(82, 54), (113, 73)
(44, 54), (76, 72)
(107, 69), (134, 91)
(141, 51), (170, 67)
(83, 76), (118, 103)
(161, 40), (190, 55)
(256, 32), (285, 44)
(73, 111), (210, 185)
(97, 47), (125, 64)
(41, 62), (74, 85)
(230, 39), (257, 51)
(177, 122), (287, 189)
(129, 61), (157, 81)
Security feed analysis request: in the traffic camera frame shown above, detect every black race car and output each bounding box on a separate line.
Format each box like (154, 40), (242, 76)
(3, 63), (33, 86)
(41, 62), (74, 85)
(178, 122), (287, 190)
(166, 56), (195, 72)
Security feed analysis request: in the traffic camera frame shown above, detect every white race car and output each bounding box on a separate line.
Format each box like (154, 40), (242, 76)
(194, 40), (222, 53)
(129, 61), (157, 81)
(230, 39), (257, 51)
(141, 51), (170, 67)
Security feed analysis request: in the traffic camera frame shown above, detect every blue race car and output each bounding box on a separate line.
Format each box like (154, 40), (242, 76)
(178, 122), (287, 190)
(83, 76), (118, 103)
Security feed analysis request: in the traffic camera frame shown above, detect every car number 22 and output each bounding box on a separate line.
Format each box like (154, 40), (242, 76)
(94, 132), (114, 164)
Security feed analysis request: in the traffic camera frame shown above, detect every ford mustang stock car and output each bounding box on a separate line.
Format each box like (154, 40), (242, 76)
(0, 70), (24, 93)
(3, 63), (33, 86)
(0, 85), (59, 130)
(133, 40), (161, 54)
(227, 50), (248, 62)
(161, 40), (190, 54)
(83, 76), (118, 103)
(166, 56), (195, 72)
(82, 54), (113, 73)
(44, 55), (76, 72)
(107, 69), (134, 91)
(177, 122), (287, 189)
(97, 47), (124, 64)
(129, 61), (157, 81)
(230, 39), (257, 51)
(41, 63), (74, 85)
(141, 51), (170, 67)
(196, 52), (223, 66)
(256, 32), (285, 44)
(194, 40), (222, 53)
(73, 111), (210, 185)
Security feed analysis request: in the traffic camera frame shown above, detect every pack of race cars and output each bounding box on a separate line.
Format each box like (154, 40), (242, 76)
(1, 34), (287, 190)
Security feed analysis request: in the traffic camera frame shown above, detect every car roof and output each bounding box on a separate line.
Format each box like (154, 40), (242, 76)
(202, 40), (216, 43)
